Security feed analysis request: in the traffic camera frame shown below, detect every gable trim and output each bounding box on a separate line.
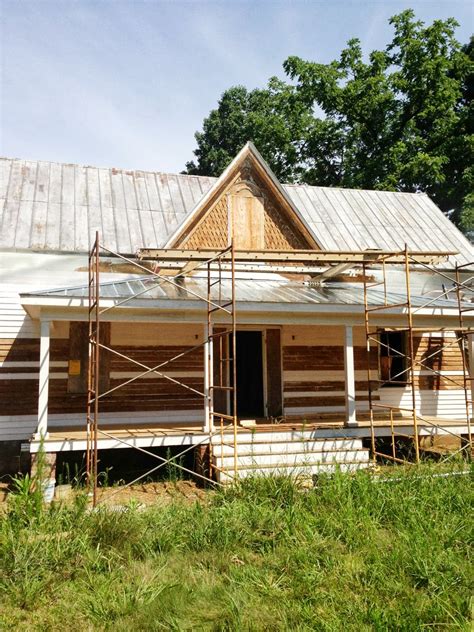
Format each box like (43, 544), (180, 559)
(164, 142), (322, 250)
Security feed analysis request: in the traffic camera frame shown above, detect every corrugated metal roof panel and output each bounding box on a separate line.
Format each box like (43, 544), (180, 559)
(24, 276), (464, 310)
(1, 157), (472, 266)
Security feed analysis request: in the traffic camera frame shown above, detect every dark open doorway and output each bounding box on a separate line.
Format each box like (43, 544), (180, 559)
(234, 330), (264, 418)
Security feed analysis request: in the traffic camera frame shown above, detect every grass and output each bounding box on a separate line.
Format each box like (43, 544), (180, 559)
(0, 464), (472, 631)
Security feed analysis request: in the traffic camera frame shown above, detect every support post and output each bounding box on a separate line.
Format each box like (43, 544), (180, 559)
(344, 325), (357, 426)
(203, 321), (214, 432)
(466, 331), (474, 443)
(35, 319), (50, 439)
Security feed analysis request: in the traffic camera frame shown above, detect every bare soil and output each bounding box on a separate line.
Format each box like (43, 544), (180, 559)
(96, 479), (210, 507)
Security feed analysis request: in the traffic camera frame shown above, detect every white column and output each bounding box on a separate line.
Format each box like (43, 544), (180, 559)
(35, 319), (50, 439)
(203, 322), (214, 432)
(467, 332), (474, 419)
(344, 325), (357, 426)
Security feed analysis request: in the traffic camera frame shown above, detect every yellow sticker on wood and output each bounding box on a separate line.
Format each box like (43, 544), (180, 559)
(69, 359), (81, 376)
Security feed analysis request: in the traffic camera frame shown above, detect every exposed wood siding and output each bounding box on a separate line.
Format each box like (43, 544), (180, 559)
(281, 325), (377, 416)
(0, 322), (206, 440)
(412, 333), (465, 390)
(0, 321), (469, 441)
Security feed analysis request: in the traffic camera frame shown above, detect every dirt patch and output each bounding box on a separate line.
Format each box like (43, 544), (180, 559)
(96, 479), (211, 507)
(0, 479), (212, 510)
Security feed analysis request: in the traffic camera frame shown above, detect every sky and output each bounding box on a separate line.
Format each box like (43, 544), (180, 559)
(1, 0), (472, 174)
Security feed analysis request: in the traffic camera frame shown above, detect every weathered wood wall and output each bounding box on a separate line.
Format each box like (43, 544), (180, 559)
(281, 326), (467, 418)
(379, 332), (468, 418)
(0, 314), (469, 443)
(0, 321), (206, 440)
(282, 325), (378, 416)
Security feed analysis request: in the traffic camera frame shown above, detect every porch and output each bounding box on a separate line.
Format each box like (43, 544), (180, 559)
(29, 412), (471, 454)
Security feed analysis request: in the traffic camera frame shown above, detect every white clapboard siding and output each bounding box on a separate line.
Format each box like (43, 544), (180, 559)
(213, 434), (371, 483)
(0, 285), (38, 339)
(379, 387), (467, 419)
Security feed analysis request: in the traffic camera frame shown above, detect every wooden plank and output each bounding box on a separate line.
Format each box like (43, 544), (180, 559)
(138, 248), (454, 264)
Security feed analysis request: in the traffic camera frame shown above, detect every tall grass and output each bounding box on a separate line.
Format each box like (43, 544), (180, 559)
(0, 464), (472, 630)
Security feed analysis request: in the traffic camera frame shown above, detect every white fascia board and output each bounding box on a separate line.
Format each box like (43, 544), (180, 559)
(21, 297), (474, 329)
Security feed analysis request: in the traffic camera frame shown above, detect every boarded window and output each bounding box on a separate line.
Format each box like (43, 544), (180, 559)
(230, 194), (264, 249)
(68, 322), (110, 394)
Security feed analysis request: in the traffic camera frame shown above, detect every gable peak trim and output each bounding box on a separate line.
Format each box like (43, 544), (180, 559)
(164, 142), (321, 250)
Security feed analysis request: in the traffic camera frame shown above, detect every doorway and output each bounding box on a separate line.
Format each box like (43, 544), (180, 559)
(235, 330), (264, 418)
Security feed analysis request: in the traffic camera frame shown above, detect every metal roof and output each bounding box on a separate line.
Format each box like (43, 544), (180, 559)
(23, 276), (462, 309)
(1, 156), (473, 266)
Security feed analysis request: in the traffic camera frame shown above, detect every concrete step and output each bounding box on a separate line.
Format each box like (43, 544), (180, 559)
(214, 449), (370, 469)
(217, 460), (370, 484)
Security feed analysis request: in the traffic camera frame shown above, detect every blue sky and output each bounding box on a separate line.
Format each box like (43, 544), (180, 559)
(1, 0), (472, 173)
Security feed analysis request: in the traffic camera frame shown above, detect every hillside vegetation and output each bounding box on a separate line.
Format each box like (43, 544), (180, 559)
(0, 465), (472, 630)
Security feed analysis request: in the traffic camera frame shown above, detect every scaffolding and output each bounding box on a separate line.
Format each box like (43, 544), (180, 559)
(85, 233), (238, 506)
(363, 246), (473, 465)
(85, 238), (473, 505)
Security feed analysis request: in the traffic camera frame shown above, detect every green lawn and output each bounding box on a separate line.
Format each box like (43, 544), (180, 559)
(0, 465), (472, 631)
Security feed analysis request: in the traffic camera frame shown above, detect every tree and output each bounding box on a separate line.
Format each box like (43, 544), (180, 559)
(186, 11), (473, 230)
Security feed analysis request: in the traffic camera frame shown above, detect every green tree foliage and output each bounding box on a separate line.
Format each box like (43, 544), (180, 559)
(186, 11), (473, 230)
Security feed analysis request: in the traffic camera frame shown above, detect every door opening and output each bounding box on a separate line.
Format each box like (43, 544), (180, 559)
(233, 331), (264, 418)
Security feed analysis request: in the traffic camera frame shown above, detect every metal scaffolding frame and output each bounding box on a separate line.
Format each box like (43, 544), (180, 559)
(363, 246), (473, 465)
(85, 233), (238, 506)
(85, 236), (473, 505)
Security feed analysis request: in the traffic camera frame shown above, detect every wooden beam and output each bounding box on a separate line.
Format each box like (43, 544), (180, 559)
(138, 248), (455, 265)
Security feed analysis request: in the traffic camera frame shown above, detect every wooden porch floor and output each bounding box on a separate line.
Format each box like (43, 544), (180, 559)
(36, 413), (470, 447)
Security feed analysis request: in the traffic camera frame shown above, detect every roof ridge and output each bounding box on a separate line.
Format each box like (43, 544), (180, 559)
(0, 156), (431, 197)
(0, 156), (218, 182)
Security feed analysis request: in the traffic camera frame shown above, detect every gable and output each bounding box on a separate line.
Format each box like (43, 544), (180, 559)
(172, 153), (317, 251)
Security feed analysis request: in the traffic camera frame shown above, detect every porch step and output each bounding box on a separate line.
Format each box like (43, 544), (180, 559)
(211, 429), (359, 444)
(212, 433), (371, 483)
(214, 437), (365, 457)
(215, 449), (369, 469)
(217, 461), (371, 484)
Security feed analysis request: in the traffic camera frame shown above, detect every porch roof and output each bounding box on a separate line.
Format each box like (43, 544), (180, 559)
(22, 275), (464, 309)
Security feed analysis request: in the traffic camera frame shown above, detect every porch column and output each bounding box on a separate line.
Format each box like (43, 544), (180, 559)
(467, 331), (474, 420)
(203, 321), (214, 432)
(344, 325), (357, 426)
(35, 319), (50, 439)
